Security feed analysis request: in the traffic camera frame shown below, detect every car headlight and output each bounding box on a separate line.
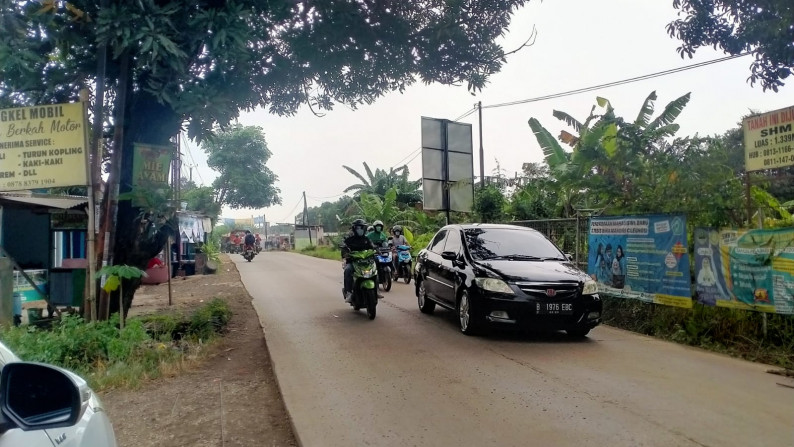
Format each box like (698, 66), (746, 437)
(474, 278), (514, 295)
(582, 280), (598, 295)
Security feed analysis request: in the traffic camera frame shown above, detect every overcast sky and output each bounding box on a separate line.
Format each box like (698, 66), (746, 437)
(184, 0), (793, 224)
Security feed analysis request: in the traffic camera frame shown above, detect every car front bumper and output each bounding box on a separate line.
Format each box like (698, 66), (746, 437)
(471, 288), (603, 331)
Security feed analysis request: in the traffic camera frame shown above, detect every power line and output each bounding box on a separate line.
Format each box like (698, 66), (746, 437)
(482, 53), (750, 110)
(181, 133), (205, 185)
(307, 192), (348, 200)
(454, 107), (477, 121)
(389, 147), (421, 170)
(279, 195), (304, 223)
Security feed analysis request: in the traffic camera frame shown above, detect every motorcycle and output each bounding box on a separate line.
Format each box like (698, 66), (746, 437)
(242, 244), (256, 262)
(393, 244), (412, 284)
(342, 249), (378, 319)
(375, 248), (393, 292)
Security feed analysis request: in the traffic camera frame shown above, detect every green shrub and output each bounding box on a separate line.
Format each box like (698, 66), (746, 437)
(0, 299), (234, 390)
(188, 298), (232, 341)
(411, 232), (434, 256)
(602, 297), (794, 369)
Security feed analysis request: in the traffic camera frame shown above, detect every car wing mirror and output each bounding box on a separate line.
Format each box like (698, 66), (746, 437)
(441, 251), (458, 261)
(565, 253), (574, 262)
(0, 362), (82, 433)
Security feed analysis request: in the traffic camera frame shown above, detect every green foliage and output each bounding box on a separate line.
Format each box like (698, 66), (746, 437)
(474, 185), (506, 222)
(96, 264), (146, 280)
(0, 0), (528, 138)
(297, 246), (342, 261)
(188, 299), (232, 341)
(349, 187), (417, 228)
(526, 91), (767, 226)
(183, 185), (222, 221)
(667, 0), (793, 91)
(343, 163), (422, 206)
(298, 196), (354, 232)
(204, 125), (281, 210)
(411, 232), (436, 256)
(0, 300), (233, 390)
(603, 297), (794, 369)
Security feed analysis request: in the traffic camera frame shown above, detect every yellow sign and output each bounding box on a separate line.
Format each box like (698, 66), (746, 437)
(743, 105), (794, 172)
(0, 102), (88, 191)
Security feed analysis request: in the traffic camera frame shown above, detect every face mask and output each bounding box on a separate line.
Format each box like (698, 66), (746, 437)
(355, 228), (364, 236)
(375, 226), (383, 232)
(395, 231), (400, 236)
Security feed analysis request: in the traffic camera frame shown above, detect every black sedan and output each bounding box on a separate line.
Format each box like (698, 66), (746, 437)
(414, 224), (602, 337)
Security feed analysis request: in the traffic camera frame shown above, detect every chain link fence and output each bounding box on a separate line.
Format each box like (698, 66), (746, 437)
(508, 217), (590, 271)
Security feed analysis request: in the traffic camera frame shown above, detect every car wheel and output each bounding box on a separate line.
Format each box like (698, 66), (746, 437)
(566, 328), (590, 338)
(417, 280), (435, 314)
(458, 290), (480, 336)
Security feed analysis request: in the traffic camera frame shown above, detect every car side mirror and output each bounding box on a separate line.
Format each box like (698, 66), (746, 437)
(565, 253), (574, 262)
(441, 251), (458, 261)
(0, 363), (82, 432)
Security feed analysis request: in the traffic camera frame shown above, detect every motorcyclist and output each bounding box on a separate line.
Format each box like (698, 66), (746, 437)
(367, 220), (389, 248)
(244, 230), (256, 249)
(341, 219), (376, 303)
(391, 225), (410, 273)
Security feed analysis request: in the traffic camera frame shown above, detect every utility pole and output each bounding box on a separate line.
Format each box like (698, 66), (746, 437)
(303, 191), (312, 246)
(478, 101), (485, 188)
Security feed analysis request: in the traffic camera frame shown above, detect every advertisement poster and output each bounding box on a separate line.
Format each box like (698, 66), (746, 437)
(589, 215), (692, 308)
(743, 105), (794, 172)
(694, 227), (794, 314)
(131, 143), (172, 206)
(0, 102), (88, 191)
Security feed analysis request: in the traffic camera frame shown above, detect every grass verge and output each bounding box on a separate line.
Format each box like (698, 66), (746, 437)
(603, 296), (794, 370)
(296, 245), (342, 261)
(0, 298), (233, 390)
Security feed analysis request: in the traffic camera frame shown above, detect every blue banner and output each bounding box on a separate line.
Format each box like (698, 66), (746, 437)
(588, 215), (692, 308)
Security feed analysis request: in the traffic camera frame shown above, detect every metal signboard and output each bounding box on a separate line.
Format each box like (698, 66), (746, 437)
(420, 117), (474, 213)
(0, 103), (88, 191)
(743, 105), (794, 172)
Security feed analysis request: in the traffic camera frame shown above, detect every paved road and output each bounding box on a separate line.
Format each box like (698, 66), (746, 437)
(236, 252), (793, 447)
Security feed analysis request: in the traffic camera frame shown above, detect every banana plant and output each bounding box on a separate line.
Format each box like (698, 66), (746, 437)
(95, 265), (147, 328)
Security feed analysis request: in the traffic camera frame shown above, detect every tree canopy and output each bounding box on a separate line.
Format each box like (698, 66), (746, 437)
(204, 124), (281, 210)
(0, 0), (528, 317)
(667, 0), (794, 91)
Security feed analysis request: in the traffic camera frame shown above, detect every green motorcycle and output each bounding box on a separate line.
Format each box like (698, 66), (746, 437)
(344, 249), (379, 320)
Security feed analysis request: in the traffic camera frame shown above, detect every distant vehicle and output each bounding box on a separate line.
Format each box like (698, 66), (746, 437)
(414, 224), (602, 337)
(0, 341), (118, 447)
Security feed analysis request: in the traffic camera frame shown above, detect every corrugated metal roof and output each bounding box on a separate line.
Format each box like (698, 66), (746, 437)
(0, 194), (88, 210)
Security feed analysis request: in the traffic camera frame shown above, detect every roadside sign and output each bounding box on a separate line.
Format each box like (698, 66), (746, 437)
(0, 103), (88, 191)
(743, 105), (794, 172)
(420, 117), (474, 213)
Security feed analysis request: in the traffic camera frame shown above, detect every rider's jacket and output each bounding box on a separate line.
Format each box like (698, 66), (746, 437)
(341, 231), (375, 260)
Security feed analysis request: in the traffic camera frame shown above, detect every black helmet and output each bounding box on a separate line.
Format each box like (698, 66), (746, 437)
(245, 230), (251, 234)
(393, 225), (403, 233)
(373, 220), (384, 231)
(351, 218), (367, 231)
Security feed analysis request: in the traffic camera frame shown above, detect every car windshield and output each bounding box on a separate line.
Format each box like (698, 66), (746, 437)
(464, 228), (565, 261)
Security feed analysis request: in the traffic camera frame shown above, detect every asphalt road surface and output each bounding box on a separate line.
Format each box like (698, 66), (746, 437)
(236, 252), (793, 447)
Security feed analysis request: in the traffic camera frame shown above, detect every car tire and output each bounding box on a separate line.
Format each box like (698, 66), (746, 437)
(417, 280), (435, 314)
(566, 328), (590, 338)
(458, 290), (481, 336)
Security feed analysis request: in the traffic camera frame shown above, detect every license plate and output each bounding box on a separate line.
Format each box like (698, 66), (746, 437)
(536, 302), (573, 315)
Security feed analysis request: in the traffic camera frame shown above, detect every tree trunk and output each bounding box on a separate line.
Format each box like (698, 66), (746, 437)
(108, 89), (180, 319)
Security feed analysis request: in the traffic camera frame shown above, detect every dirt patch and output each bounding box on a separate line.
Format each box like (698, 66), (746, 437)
(101, 255), (297, 447)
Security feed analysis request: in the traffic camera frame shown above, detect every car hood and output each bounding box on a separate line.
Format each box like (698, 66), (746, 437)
(473, 259), (590, 283)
